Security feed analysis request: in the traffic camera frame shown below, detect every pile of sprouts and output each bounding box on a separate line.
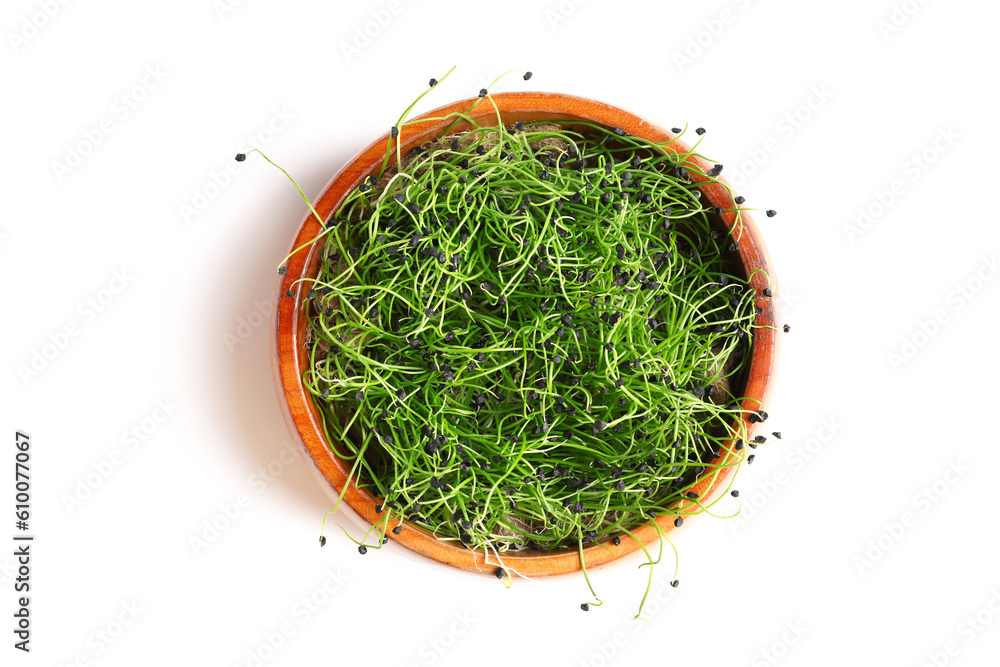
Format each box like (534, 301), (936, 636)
(249, 68), (781, 617)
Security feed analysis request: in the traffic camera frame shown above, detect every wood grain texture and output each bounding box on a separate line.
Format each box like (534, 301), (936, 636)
(272, 92), (778, 577)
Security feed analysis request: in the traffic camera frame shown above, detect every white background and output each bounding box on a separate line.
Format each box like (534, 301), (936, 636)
(2, 0), (999, 665)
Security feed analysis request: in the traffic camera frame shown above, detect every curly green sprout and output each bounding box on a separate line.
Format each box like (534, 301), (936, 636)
(243, 67), (781, 619)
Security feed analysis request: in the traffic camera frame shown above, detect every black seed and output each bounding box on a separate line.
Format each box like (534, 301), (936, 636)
(390, 126), (399, 138)
(235, 153), (246, 162)
(580, 603), (590, 611)
(358, 545), (367, 555)
(731, 490), (740, 497)
(772, 431), (782, 439)
(783, 324), (791, 333)
(674, 517), (683, 527)
(735, 195), (746, 204)
(613, 536), (621, 546)
(392, 525), (402, 535)
(747, 454), (756, 464)
(478, 88), (488, 97)
(495, 567), (505, 579)
(285, 289), (294, 297)
(671, 127), (682, 133)
(429, 77), (438, 87)
(695, 127), (706, 135)
(670, 579), (680, 588)
(766, 209), (777, 217)
(319, 535), (326, 547)
(523, 71), (532, 80)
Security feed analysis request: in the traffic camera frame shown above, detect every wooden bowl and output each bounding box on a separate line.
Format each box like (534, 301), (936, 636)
(272, 92), (778, 576)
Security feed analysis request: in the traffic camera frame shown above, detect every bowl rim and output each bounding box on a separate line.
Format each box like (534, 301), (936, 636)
(271, 91), (778, 577)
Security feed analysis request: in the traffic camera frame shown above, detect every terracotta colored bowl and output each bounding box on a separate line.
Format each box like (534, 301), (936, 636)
(272, 92), (778, 577)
